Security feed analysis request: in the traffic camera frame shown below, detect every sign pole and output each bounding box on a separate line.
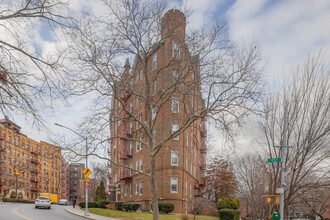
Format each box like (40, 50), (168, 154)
(85, 138), (89, 216)
(279, 105), (288, 220)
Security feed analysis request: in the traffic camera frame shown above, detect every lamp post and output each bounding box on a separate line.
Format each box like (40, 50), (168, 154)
(55, 123), (89, 216)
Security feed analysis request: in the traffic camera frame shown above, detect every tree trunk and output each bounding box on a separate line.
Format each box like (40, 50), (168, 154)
(151, 155), (160, 220)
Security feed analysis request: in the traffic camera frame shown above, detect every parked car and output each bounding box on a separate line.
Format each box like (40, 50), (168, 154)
(35, 196), (51, 209)
(59, 199), (69, 206)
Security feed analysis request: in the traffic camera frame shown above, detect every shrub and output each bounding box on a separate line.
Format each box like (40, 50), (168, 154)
(219, 209), (240, 220)
(130, 203), (139, 211)
(78, 202), (98, 208)
(2, 198), (34, 203)
(98, 200), (110, 209)
(122, 203), (130, 211)
(218, 197), (240, 210)
(106, 203), (116, 210)
(115, 202), (123, 210)
(159, 203), (175, 214)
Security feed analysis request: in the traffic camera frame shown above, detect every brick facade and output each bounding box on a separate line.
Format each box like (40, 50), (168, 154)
(0, 117), (62, 200)
(108, 9), (207, 214)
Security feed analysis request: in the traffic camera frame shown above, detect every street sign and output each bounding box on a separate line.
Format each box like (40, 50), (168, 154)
(267, 195), (280, 205)
(105, 190), (108, 195)
(82, 167), (92, 177)
(276, 187), (284, 194)
(86, 185), (91, 188)
(267, 158), (281, 163)
(85, 177), (90, 182)
(15, 170), (20, 175)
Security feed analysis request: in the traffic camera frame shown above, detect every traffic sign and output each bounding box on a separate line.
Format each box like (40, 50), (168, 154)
(82, 167), (92, 177)
(267, 158), (281, 163)
(86, 185), (91, 188)
(15, 170), (20, 175)
(267, 195), (280, 205)
(276, 187), (284, 194)
(85, 177), (90, 182)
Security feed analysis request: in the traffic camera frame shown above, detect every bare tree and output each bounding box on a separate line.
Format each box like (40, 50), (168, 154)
(0, 0), (71, 123)
(235, 154), (269, 220)
(66, 0), (263, 218)
(258, 54), (330, 219)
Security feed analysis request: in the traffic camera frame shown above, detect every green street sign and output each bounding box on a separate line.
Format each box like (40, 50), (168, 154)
(268, 158), (281, 163)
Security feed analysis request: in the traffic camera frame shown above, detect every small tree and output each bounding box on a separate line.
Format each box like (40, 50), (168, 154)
(93, 180), (106, 202)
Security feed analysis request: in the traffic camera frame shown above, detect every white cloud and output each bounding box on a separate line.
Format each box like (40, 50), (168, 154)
(227, 0), (330, 82)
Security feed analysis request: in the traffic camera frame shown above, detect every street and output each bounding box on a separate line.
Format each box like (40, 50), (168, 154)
(0, 203), (85, 220)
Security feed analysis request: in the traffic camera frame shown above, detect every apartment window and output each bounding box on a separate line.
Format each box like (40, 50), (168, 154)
(152, 106), (156, 120)
(8, 136), (11, 143)
(8, 147), (11, 154)
(186, 157), (188, 171)
(136, 161), (139, 171)
(135, 183), (139, 195)
(172, 42), (180, 58)
(190, 183), (192, 197)
(139, 69), (143, 81)
(129, 183), (132, 197)
(129, 142), (133, 155)
(139, 182), (142, 195)
(171, 177), (178, 193)
(153, 80), (157, 94)
(136, 140), (140, 152)
(172, 70), (179, 82)
(125, 184), (128, 197)
(172, 97), (179, 113)
(186, 134), (189, 147)
(172, 123), (179, 140)
(139, 158), (142, 171)
(152, 53), (157, 70)
(171, 150), (178, 166)
(130, 101), (133, 112)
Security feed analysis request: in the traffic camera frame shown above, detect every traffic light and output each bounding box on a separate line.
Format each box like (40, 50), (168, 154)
(15, 170), (20, 175)
(267, 195), (280, 205)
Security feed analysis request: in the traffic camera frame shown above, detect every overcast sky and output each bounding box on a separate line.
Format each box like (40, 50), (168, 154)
(3, 0), (330, 159)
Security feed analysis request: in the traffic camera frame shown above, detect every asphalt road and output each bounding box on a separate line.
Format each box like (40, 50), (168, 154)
(0, 202), (85, 220)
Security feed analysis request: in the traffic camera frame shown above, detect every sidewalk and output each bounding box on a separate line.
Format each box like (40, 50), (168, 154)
(65, 206), (118, 220)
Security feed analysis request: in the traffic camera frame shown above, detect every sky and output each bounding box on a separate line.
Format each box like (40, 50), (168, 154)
(2, 0), (330, 161)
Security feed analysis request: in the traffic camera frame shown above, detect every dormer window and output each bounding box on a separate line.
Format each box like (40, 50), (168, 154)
(172, 42), (180, 58)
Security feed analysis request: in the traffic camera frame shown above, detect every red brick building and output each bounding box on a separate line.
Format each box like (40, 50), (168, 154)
(108, 9), (207, 214)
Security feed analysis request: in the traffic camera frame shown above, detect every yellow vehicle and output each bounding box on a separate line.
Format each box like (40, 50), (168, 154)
(39, 193), (58, 204)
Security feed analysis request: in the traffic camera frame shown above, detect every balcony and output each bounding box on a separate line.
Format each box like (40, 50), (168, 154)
(31, 159), (40, 164)
(123, 113), (133, 121)
(31, 188), (39, 192)
(194, 184), (200, 189)
(125, 147), (133, 157)
(30, 178), (39, 183)
(120, 89), (132, 102)
(120, 170), (133, 181)
(0, 148), (5, 152)
(31, 169), (40, 174)
(200, 147), (207, 154)
(0, 160), (6, 163)
(30, 151), (39, 156)
(0, 137), (4, 140)
(200, 164), (206, 170)
(119, 154), (127, 160)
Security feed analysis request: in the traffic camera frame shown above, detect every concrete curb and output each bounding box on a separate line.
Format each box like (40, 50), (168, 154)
(65, 206), (95, 220)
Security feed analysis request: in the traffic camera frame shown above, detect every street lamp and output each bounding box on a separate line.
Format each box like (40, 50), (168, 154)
(55, 123), (89, 216)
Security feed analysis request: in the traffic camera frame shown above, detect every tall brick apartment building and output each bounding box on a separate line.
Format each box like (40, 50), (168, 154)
(0, 117), (62, 200)
(108, 10), (207, 213)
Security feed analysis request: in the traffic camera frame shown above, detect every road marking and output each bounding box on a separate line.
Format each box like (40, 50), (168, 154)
(13, 205), (34, 220)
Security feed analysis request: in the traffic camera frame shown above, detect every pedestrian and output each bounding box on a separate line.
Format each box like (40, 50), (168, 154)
(72, 197), (76, 208)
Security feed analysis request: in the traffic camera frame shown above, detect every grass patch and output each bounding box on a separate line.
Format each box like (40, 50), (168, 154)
(83, 208), (218, 220)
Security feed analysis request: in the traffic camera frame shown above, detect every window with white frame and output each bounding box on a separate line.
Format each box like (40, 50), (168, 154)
(129, 122), (133, 133)
(153, 53), (157, 70)
(172, 70), (179, 82)
(171, 177), (178, 193)
(172, 97), (179, 113)
(152, 106), (156, 120)
(140, 136), (143, 149)
(190, 183), (192, 197)
(172, 123), (179, 140)
(139, 182), (142, 195)
(130, 183), (132, 197)
(185, 179), (187, 195)
(185, 157), (188, 171)
(139, 69), (143, 81)
(136, 160), (139, 171)
(136, 182), (139, 195)
(129, 142), (133, 155)
(171, 150), (178, 166)
(153, 80), (157, 94)
(172, 42), (180, 58)
(136, 140), (140, 152)
(140, 158), (142, 171)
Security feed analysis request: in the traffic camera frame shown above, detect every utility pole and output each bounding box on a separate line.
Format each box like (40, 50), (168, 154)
(279, 105), (288, 220)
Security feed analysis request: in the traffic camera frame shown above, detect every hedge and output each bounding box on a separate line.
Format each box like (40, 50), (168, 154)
(159, 203), (175, 214)
(218, 198), (240, 210)
(78, 202), (99, 208)
(2, 198), (34, 203)
(123, 203), (140, 211)
(219, 209), (240, 220)
(98, 200), (111, 209)
(115, 202), (124, 210)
